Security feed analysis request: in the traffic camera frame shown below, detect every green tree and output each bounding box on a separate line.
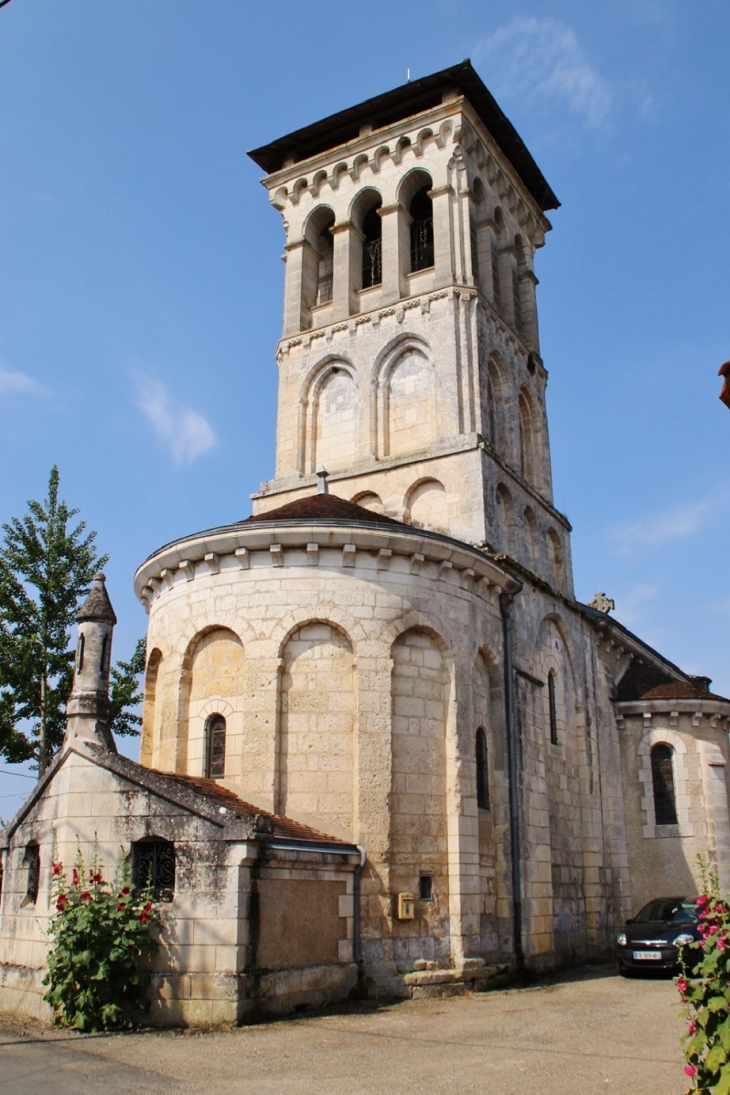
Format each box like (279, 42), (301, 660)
(109, 637), (146, 738)
(0, 468), (144, 775)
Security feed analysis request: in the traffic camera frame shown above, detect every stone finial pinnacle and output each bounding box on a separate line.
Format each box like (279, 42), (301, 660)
(76, 572), (118, 625)
(589, 592), (615, 615)
(315, 466), (329, 495)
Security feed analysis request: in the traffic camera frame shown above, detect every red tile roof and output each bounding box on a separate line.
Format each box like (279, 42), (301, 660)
(245, 492), (405, 526)
(155, 769), (355, 845)
(637, 682), (730, 703)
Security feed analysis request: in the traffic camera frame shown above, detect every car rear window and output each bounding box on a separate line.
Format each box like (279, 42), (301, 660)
(634, 899), (698, 923)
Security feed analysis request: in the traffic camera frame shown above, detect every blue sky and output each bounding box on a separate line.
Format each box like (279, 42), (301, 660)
(1, 1), (728, 816)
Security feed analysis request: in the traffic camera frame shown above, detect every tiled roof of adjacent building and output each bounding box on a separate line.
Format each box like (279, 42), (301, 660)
(636, 682), (730, 703)
(245, 493), (405, 527)
(248, 60), (559, 212)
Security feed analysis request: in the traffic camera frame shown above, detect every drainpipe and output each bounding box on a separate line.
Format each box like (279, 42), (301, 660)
(500, 591), (524, 969)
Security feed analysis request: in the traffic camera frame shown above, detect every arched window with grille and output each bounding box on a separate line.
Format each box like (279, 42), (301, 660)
(651, 744), (678, 825)
(410, 185), (434, 272)
(205, 713), (226, 779)
(476, 727), (490, 810)
(133, 838), (175, 902)
(316, 220), (334, 304)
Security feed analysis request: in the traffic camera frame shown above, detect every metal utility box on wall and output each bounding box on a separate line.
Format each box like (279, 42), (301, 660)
(396, 892), (415, 920)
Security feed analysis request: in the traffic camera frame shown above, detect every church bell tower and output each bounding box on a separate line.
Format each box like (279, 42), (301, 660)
(249, 61), (574, 597)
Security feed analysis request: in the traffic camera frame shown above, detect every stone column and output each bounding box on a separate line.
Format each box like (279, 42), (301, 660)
(331, 220), (362, 321)
(282, 238), (318, 335)
(380, 203), (409, 304)
(429, 185), (455, 289)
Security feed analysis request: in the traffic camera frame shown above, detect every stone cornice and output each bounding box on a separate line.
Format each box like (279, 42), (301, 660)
(134, 520), (521, 611)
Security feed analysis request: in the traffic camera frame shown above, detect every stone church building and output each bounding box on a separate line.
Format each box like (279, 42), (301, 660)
(2, 61), (730, 1025)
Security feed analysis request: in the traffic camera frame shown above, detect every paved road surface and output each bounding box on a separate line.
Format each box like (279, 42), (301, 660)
(0, 967), (687, 1095)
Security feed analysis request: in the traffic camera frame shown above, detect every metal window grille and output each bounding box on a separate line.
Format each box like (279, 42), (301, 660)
(133, 840), (176, 902)
(362, 238), (382, 288)
(205, 714), (226, 779)
(651, 745), (678, 825)
(476, 728), (489, 810)
(411, 217), (434, 272)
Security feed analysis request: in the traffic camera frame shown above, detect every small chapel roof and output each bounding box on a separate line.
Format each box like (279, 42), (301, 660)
(76, 572), (117, 625)
(248, 60), (560, 213)
(244, 492), (405, 527)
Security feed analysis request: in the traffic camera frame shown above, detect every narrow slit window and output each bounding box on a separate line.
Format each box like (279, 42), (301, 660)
(512, 268), (523, 330)
(491, 242), (501, 309)
(548, 672), (558, 745)
(99, 634), (108, 673)
(24, 843), (40, 905)
(651, 744), (678, 825)
(77, 633), (85, 673)
(205, 714), (226, 779)
(316, 223), (334, 304)
(476, 727), (490, 810)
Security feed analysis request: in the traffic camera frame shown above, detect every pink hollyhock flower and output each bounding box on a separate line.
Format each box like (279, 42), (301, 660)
(677, 977), (689, 993)
(718, 937), (727, 952)
(685, 1064), (698, 1077)
(81, 890), (91, 900)
(710, 925), (719, 935)
(56, 894), (69, 911)
(120, 886), (130, 896)
(688, 1020), (697, 1034)
(117, 903), (126, 911)
(144, 901), (153, 912)
(698, 894), (709, 905)
(72, 868), (79, 886)
(52, 862), (63, 877)
(90, 870), (103, 884)
(139, 911), (150, 923)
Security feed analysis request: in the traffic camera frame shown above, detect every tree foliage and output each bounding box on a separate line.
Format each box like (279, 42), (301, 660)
(0, 467), (145, 770)
(109, 638), (146, 738)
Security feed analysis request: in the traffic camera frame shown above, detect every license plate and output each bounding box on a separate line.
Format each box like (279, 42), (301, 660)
(633, 951), (662, 961)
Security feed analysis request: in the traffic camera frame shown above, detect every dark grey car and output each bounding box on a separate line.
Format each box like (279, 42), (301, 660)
(615, 896), (702, 975)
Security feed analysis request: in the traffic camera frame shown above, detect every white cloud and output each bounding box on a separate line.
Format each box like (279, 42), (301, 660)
(0, 367), (48, 396)
(135, 376), (216, 465)
(475, 17), (613, 128)
(610, 483), (730, 554)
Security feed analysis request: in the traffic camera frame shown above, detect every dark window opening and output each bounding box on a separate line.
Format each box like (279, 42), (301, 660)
(99, 634), (108, 674)
(77, 633), (85, 673)
(548, 672), (558, 745)
(651, 744), (678, 825)
(491, 242), (501, 309)
(418, 874), (433, 901)
(205, 714), (226, 779)
(133, 839), (175, 902)
(512, 268), (523, 330)
(409, 186), (434, 272)
(24, 842), (40, 905)
(361, 205), (382, 289)
(316, 223), (334, 304)
(470, 215), (480, 283)
(476, 727), (490, 810)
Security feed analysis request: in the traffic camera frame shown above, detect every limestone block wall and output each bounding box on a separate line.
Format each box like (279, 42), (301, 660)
(616, 702), (730, 913)
(135, 517), (626, 978)
(0, 749), (240, 1025)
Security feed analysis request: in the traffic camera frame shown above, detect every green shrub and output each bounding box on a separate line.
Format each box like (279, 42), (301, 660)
(677, 860), (730, 1093)
(43, 850), (160, 1031)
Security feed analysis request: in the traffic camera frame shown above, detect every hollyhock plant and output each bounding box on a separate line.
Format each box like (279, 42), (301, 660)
(677, 858), (730, 1094)
(43, 846), (160, 1032)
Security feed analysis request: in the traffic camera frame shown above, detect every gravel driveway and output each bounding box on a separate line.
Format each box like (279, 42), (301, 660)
(0, 967), (687, 1095)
